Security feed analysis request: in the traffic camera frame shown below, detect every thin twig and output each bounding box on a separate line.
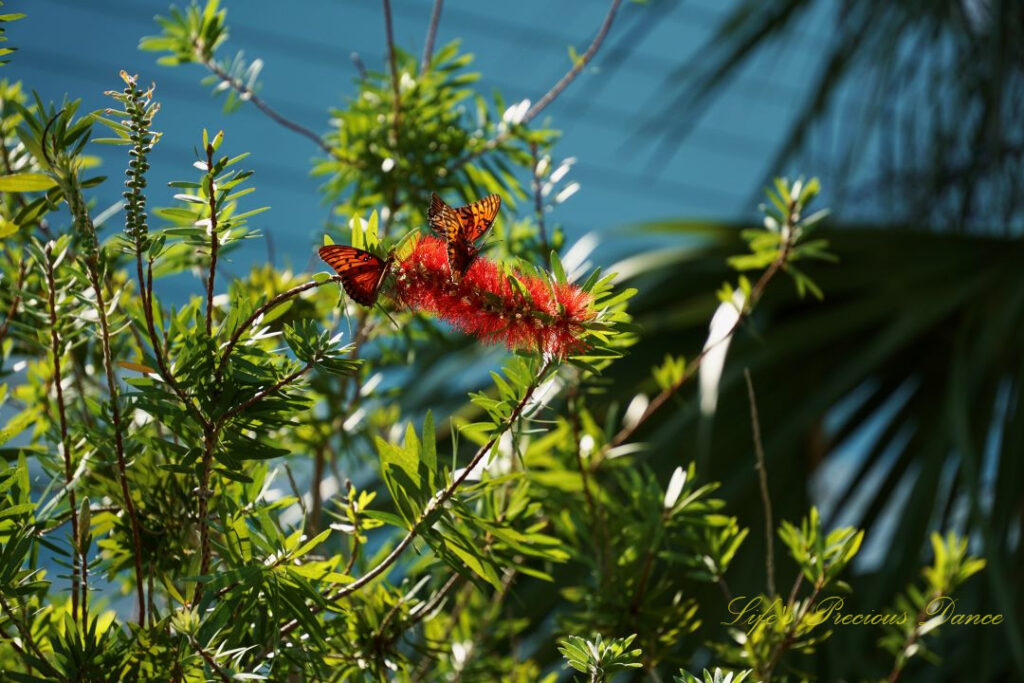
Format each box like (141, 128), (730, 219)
(135, 248), (203, 425)
(411, 580), (473, 682)
(450, 568), (517, 683)
(762, 578), (824, 681)
(217, 363), (313, 426)
(745, 368), (775, 598)
(87, 267), (146, 625)
(278, 358), (555, 638)
(193, 426), (216, 606)
(382, 0), (401, 127)
(420, 0), (444, 73)
(886, 592), (941, 683)
(0, 595), (62, 680)
(214, 275), (341, 385)
(628, 508), (669, 614)
(447, 0), (623, 173)
(608, 218), (796, 450)
(201, 57), (333, 158)
(43, 244), (81, 623)
(381, 0), (403, 236)
(188, 634), (232, 683)
(407, 573), (461, 631)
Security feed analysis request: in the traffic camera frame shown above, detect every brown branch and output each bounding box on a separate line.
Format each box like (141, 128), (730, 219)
(194, 363), (314, 606)
(408, 573), (461, 630)
(382, 0), (401, 129)
(278, 358), (556, 638)
(87, 267), (146, 625)
(43, 244), (81, 623)
(134, 249), (204, 425)
(412, 580), (473, 682)
(887, 590), (943, 683)
(745, 368), (775, 598)
(420, 0), (445, 73)
(188, 634), (231, 683)
(0, 595), (62, 680)
(447, 0), (623, 173)
(201, 56), (333, 158)
(216, 363), (313, 427)
(214, 275), (341, 385)
(381, 0), (403, 236)
(608, 221), (796, 450)
(762, 578), (824, 681)
(192, 425), (217, 607)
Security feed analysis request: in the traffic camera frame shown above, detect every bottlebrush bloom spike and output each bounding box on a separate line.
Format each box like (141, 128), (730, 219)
(391, 236), (593, 355)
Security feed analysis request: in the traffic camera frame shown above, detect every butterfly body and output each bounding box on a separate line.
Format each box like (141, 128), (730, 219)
(427, 192), (501, 280)
(318, 245), (394, 307)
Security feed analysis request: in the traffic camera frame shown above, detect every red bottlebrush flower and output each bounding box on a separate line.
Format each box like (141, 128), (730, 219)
(390, 236), (594, 356)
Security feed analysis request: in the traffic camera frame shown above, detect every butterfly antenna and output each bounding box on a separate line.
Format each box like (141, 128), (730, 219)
(302, 249), (321, 273)
(375, 301), (401, 329)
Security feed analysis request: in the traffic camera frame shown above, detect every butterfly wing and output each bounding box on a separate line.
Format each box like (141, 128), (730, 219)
(455, 193), (501, 243)
(318, 245), (389, 307)
(428, 193), (462, 242)
(428, 193), (500, 279)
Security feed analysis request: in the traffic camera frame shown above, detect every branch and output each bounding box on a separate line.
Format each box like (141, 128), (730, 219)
(382, 0), (401, 125)
(886, 591), (942, 683)
(192, 425), (217, 607)
(608, 222), (796, 450)
(87, 266), (146, 625)
(381, 0), (403, 235)
(214, 275), (341, 385)
(0, 595), (62, 680)
(201, 57), (333, 158)
(187, 634), (232, 683)
(43, 244), (81, 623)
(762, 578), (825, 681)
(420, 0), (444, 73)
(447, 0), (623, 172)
(745, 368), (775, 598)
(216, 363), (313, 427)
(134, 247), (204, 426)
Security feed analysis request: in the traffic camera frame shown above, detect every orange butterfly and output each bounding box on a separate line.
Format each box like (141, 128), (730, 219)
(428, 192), (501, 280)
(318, 245), (395, 307)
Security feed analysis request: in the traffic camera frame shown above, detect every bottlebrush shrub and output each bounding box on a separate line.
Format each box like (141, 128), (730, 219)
(391, 235), (597, 355)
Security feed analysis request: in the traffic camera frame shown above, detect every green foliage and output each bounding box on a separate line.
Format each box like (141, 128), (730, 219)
(880, 532), (989, 680)
(0, 2), (24, 67)
(726, 176), (833, 301)
(675, 668), (751, 683)
(558, 632), (643, 680)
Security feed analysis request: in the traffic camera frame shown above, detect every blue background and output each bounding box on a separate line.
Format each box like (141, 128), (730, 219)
(5, 0), (851, 273)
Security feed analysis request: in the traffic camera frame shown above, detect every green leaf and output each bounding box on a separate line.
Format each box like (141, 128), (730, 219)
(0, 173), (57, 192)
